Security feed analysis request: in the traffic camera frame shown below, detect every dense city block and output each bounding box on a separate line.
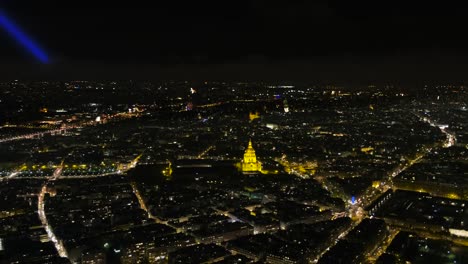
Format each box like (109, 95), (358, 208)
(0, 81), (467, 263)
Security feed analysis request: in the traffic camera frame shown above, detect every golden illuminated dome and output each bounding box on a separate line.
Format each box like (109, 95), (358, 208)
(241, 139), (262, 174)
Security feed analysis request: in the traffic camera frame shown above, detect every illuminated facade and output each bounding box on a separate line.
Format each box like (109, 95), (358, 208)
(249, 112), (260, 121)
(283, 99), (289, 113)
(162, 161), (173, 179)
(240, 140), (262, 174)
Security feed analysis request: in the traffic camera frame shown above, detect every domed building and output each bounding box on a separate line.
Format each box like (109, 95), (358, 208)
(240, 140), (262, 174)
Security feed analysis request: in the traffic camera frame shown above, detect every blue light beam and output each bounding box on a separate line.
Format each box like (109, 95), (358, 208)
(0, 11), (50, 63)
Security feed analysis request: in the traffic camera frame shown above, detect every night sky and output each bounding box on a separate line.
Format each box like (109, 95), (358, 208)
(1, 1), (468, 82)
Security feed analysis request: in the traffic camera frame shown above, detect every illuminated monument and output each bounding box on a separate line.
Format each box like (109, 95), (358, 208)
(240, 140), (262, 174)
(249, 112), (260, 121)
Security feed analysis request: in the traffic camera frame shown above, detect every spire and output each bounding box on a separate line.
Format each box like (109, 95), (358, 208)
(248, 139), (253, 148)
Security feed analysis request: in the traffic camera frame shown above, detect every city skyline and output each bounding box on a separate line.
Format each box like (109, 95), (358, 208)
(0, 81), (467, 263)
(1, 2), (468, 264)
